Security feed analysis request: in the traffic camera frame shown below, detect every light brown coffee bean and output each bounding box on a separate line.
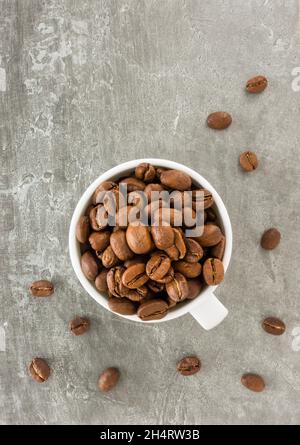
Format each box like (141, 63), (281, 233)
(177, 356), (201, 376)
(98, 367), (120, 392)
(92, 181), (118, 205)
(137, 299), (169, 321)
(95, 270), (109, 293)
(89, 231), (110, 252)
(261, 228), (281, 250)
(89, 204), (108, 231)
(246, 75), (268, 94)
(81, 251), (98, 281)
(239, 151), (259, 172)
(110, 229), (134, 261)
(135, 163), (156, 182)
(144, 183), (166, 202)
(160, 169), (192, 191)
(146, 252), (171, 281)
(166, 272), (189, 302)
(262, 317), (286, 336)
(192, 189), (214, 210)
(151, 225), (175, 250)
(207, 112), (232, 130)
(154, 266), (174, 284)
(29, 358), (50, 383)
(203, 258), (224, 285)
(156, 167), (167, 180)
(174, 261), (202, 279)
(184, 239), (203, 263)
(165, 228), (187, 260)
(194, 224), (223, 247)
(186, 279), (202, 300)
(210, 235), (226, 260)
(122, 263), (149, 289)
(30, 280), (54, 297)
(69, 317), (90, 336)
(108, 297), (137, 315)
(107, 267), (130, 298)
(241, 373), (265, 392)
(100, 245), (119, 268)
(126, 223), (153, 254)
(119, 177), (146, 192)
(76, 216), (90, 243)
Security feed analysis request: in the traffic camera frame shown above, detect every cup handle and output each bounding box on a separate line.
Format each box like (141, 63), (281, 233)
(189, 292), (228, 330)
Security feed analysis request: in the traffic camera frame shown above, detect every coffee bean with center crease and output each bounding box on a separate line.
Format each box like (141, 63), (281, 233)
(126, 223), (153, 254)
(203, 258), (224, 285)
(262, 317), (286, 336)
(165, 228), (187, 260)
(135, 163), (156, 182)
(108, 297), (137, 315)
(246, 75), (268, 94)
(151, 225), (174, 250)
(89, 231), (110, 252)
(154, 266), (174, 284)
(166, 272), (189, 302)
(194, 224), (223, 247)
(69, 317), (90, 336)
(95, 269), (109, 293)
(107, 267), (130, 298)
(184, 239), (203, 263)
(207, 111), (232, 130)
(146, 252), (171, 281)
(122, 263), (149, 289)
(160, 169), (192, 191)
(186, 279), (202, 300)
(110, 229), (134, 261)
(81, 251), (98, 281)
(98, 367), (120, 392)
(137, 299), (169, 321)
(210, 235), (226, 260)
(192, 189), (214, 210)
(29, 358), (50, 383)
(239, 151), (259, 172)
(30, 280), (54, 297)
(76, 216), (90, 243)
(261, 228), (281, 250)
(241, 373), (265, 392)
(177, 356), (201, 376)
(174, 261), (202, 279)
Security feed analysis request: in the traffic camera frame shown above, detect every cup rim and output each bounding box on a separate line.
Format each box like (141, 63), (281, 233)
(69, 158), (233, 323)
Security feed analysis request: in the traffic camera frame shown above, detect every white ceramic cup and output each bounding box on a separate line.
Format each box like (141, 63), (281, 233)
(69, 159), (232, 330)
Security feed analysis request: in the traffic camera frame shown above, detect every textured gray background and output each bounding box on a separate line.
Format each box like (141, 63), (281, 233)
(1, 0), (300, 425)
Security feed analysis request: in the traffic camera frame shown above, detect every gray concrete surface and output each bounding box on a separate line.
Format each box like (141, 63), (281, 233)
(1, 0), (300, 425)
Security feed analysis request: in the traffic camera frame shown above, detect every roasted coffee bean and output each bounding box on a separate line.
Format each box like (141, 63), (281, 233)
(207, 111), (232, 130)
(151, 225), (174, 250)
(160, 169), (192, 191)
(194, 224), (223, 247)
(184, 239), (203, 263)
(29, 358), (50, 383)
(89, 204), (108, 231)
(165, 228), (187, 260)
(69, 317), (90, 336)
(119, 177), (146, 192)
(110, 229), (134, 261)
(147, 280), (165, 294)
(262, 317), (286, 336)
(108, 297), (137, 315)
(122, 263), (149, 289)
(241, 373), (265, 392)
(192, 189), (214, 210)
(239, 151), (259, 172)
(166, 272), (189, 302)
(137, 299), (169, 321)
(126, 285), (149, 302)
(135, 163), (156, 182)
(126, 223), (153, 254)
(186, 279), (202, 300)
(211, 235), (226, 260)
(174, 261), (202, 279)
(76, 216), (90, 243)
(206, 208), (217, 222)
(144, 183), (165, 202)
(261, 228), (281, 250)
(95, 270), (109, 293)
(246, 75), (268, 94)
(156, 167), (167, 180)
(30, 280), (54, 297)
(146, 252), (171, 281)
(107, 267), (130, 298)
(100, 245), (119, 268)
(154, 266), (174, 284)
(92, 181), (118, 204)
(177, 356), (201, 376)
(98, 367), (120, 392)
(81, 252), (98, 281)
(89, 231), (110, 252)
(124, 256), (147, 268)
(203, 258), (224, 285)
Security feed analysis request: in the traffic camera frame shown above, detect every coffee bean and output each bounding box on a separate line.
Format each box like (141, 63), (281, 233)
(69, 317), (90, 336)
(246, 75), (268, 94)
(174, 261), (202, 279)
(241, 373), (265, 392)
(207, 112), (232, 130)
(107, 267), (130, 298)
(186, 279), (202, 300)
(124, 256), (147, 268)
(192, 189), (214, 210)
(135, 163), (156, 182)
(165, 228), (187, 261)
(194, 224), (223, 247)
(151, 225), (174, 250)
(144, 183), (165, 202)
(137, 299), (169, 321)
(29, 358), (50, 383)
(160, 169), (192, 191)
(89, 204), (108, 231)
(108, 297), (137, 315)
(155, 167), (167, 180)
(98, 367), (120, 392)
(110, 229), (134, 261)
(154, 266), (174, 284)
(166, 272), (189, 302)
(147, 280), (165, 293)
(81, 251), (98, 281)
(203, 258), (224, 285)
(95, 270), (109, 293)
(89, 231), (110, 252)
(146, 252), (171, 281)
(126, 223), (153, 254)
(261, 228), (281, 250)
(76, 216), (90, 243)
(100, 245), (119, 268)
(184, 239), (203, 263)
(206, 208), (217, 222)
(122, 263), (149, 289)
(92, 181), (118, 205)
(177, 356), (201, 376)
(262, 317), (286, 336)
(210, 235), (225, 260)
(119, 177), (146, 192)
(30, 280), (54, 297)
(239, 151), (259, 172)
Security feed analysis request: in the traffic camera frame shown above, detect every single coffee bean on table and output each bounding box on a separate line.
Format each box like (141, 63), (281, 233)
(98, 367), (120, 392)
(69, 317), (90, 336)
(177, 356), (201, 376)
(262, 317), (286, 336)
(207, 111), (232, 130)
(246, 75), (268, 94)
(30, 280), (54, 297)
(29, 358), (50, 383)
(261, 228), (281, 250)
(239, 151), (259, 172)
(241, 373), (265, 392)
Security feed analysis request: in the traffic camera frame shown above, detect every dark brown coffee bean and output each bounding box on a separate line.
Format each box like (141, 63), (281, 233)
(203, 258), (224, 285)
(261, 228), (281, 250)
(98, 367), (120, 392)
(30, 280), (54, 297)
(135, 163), (156, 182)
(95, 270), (109, 293)
(89, 231), (110, 252)
(107, 267), (130, 298)
(166, 272), (189, 302)
(147, 280), (165, 294)
(137, 299), (169, 321)
(69, 317), (90, 336)
(186, 279), (202, 300)
(207, 112), (232, 130)
(108, 297), (137, 315)
(151, 225), (174, 250)
(144, 183), (166, 202)
(122, 263), (149, 289)
(81, 251), (98, 281)
(92, 181), (118, 204)
(210, 235), (226, 260)
(76, 216), (90, 243)
(239, 151), (259, 172)
(100, 245), (119, 268)
(110, 229), (134, 261)
(184, 239), (203, 263)
(194, 224), (223, 247)
(246, 75), (268, 94)
(146, 252), (171, 281)
(174, 261), (202, 279)
(177, 356), (201, 376)
(126, 223), (153, 254)
(192, 189), (214, 210)
(29, 358), (50, 383)
(241, 373), (265, 392)
(89, 204), (108, 231)
(262, 317), (286, 336)
(160, 169), (192, 191)
(119, 177), (146, 192)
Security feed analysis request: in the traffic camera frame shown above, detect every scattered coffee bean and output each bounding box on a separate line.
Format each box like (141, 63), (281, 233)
(207, 112), (232, 130)
(76, 216), (90, 243)
(30, 280), (54, 297)
(69, 317), (90, 336)
(241, 373), (265, 392)
(239, 151), (259, 172)
(177, 356), (201, 376)
(203, 258), (224, 285)
(262, 317), (286, 336)
(137, 299), (169, 321)
(98, 367), (120, 392)
(29, 358), (50, 383)
(261, 228), (281, 250)
(246, 75), (268, 94)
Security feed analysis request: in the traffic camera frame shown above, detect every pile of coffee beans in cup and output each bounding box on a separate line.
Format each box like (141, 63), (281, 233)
(76, 163), (226, 321)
